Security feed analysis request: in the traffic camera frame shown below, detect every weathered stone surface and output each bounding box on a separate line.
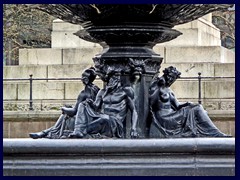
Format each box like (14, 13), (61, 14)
(3, 108), (235, 138)
(3, 84), (17, 100)
(204, 80), (235, 98)
(220, 101), (235, 110)
(161, 63), (215, 77)
(18, 82), (64, 100)
(4, 65), (48, 80)
(3, 122), (9, 138)
(19, 49), (62, 65)
(3, 138), (235, 176)
(171, 81), (200, 99)
(158, 16), (221, 46)
(51, 19), (101, 48)
(165, 46), (235, 63)
(62, 48), (102, 65)
(214, 121), (234, 136)
(214, 63), (235, 77)
(47, 64), (91, 78)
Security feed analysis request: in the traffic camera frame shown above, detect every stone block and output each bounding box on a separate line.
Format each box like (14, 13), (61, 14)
(3, 65), (47, 80)
(220, 101), (235, 110)
(47, 64), (91, 79)
(51, 19), (102, 48)
(3, 83), (17, 100)
(221, 48), (235, 63)
(165, 46), (234, 63)
(52, 19), (82, 31)
(64, 80), (103, 100)
(214, 63), (235, 77)
(41, 102), (63, 111)
(52, 32), (99, 48)
(18, 82), (64, 100)
(161, 63), (215, 77)
(159, 16), (221, 47)
(171, 80), (200, 99)
(62, 48), (103, 65)
(175, 17), (219, 37)
(161, 29), (220, 46)
(64, 82), (85, 100)
(204, 80), (235, 99)
(152, 46), (165, 61)
(19, 49), (62, 65)
(213, 121), (234, 136)
(9, 121), (50, 138)
(199, 31), (221, 46)
(3, 121), (9, 138)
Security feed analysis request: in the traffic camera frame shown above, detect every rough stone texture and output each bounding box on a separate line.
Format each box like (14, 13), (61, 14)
(220, 101), (235, 110)
(64, 80), (103, 99)
(3, 122), (10, 138)
(214, 121), (235, 136)
(3, 84), (18, 100)
(19, 49), (62, 65)
(161, 29), (221, 46)
(18, 82), (64, 100)
(47, 64), (92, 78)
(3, 65), (47, 80)
(3, 138), (235, 176)
(159, 17), (221, 46)
(164, 46), (235, 63)
(161, 63), (215, 77)
(214, 63), (235, 77)
(204, 80), (235, 99)
(52, 19), (101, 48)
(171, 81), (200, 99)
(3, 110), (235, 138)
(62, 48), (102, 64)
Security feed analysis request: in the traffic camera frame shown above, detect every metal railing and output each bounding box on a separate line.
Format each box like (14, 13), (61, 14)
(3, 73), (235, 111)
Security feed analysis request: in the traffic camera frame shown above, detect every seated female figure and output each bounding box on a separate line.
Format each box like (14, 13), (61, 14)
(148, 66), (229, 138)
(29, 67), (100, 139)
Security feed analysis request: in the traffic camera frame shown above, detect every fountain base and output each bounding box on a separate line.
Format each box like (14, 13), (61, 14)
(3, 138), (235, 176)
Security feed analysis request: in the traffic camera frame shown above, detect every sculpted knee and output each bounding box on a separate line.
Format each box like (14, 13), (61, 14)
(77, 103), (85, 113)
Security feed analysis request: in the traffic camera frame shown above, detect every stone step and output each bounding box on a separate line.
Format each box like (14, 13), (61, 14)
(3, 81), (104, 100)
(4, 63), (235, 79)
(3, 98), (235, 112)
(18, 46), (234, 65)
(3, 79), (234, 100)
(159, 29), (221, 46)
(51, 20), (101, 48)
(19, 47), (102, 65)
(3, 138), (235, 176)
(50, 16), (221, 48)
(159, 17), (222, 47)
(153, 46), (235, 63)
(3, 110), (235, 138)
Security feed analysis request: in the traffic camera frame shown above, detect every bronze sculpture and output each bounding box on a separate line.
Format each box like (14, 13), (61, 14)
(68, 73), (139, 139)
(148, 66), (229, 138)
(26, 5), (233, 139)
(29, 67), (100, 139)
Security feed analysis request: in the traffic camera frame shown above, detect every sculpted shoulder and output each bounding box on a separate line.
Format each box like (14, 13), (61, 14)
(123, 86), (134, 99)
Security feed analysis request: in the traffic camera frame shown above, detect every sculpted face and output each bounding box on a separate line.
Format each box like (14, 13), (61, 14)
(164, 72), (178, 87)
(107, 76), (120, 88)
(81, 72), (90, 85)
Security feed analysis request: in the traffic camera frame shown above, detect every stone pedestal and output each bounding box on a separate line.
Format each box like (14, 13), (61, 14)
(3, 138), (235, 176)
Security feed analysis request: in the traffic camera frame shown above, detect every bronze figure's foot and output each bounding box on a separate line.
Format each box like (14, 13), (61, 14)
(216, 132), (232, 137)
(60, 135), (67, 139)
(29, 131), (46, 139)
(68, 132), (84, 138)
